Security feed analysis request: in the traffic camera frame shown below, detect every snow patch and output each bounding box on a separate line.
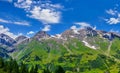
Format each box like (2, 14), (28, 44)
(70, 25), (80, 34)
(51, 35), (55, 38)
(73, 29), (79, 34)
(56, 34), (61, 38)
(82, 40), (97, 50)
(70, 35), (74, 38)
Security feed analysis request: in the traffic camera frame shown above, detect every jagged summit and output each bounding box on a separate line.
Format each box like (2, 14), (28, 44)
(33, 31), (50, 40)
(60, 27), (98, 40)
(0, 27), (120, 50)
(15, 35), (28, 42)
(15, 35), (29, 44)
(60, 27), (120, 41)
(0, 33), (16, 47)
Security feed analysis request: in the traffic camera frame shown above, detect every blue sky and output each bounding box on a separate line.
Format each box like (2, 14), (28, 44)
(0, 0), (120, 39)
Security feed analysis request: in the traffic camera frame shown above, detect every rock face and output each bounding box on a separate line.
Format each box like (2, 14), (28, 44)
(61, 27), (98, 40)
(0, 33), (16, 47)
(33, 31), (50, 40)
(61, 29), (75, 39)
(97, 31), (120, 41)
(15, 36), (28, 43)
(61, 27), (120, 41)
(0, 47), (9, 58)
(0, 27), (119, 48)
(77, 27), (98, 40)
(83, 27), (98, 37)
(0, 27), (120, 54)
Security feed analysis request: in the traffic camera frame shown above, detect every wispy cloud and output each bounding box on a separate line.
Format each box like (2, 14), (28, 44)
(14, 0), (63, 24)
(0, 18), (30, 26)
(13, 21), (30, 26)
(105, 18), (120, 24)
(17, 32), (23, 36)
(110, 29), (119, 33)
(74, 22), (91, 28)
(0, 18), (9, 23)
(106, 9), (117, 15)
(105, 8), (120, 25)
(8, 0), (12, 2)
(70, 25), (77, 30)
(70, 22), (92, 34)
(42, 25), (51, 32)
(0, 0), (13, 3)
(27, 31), (35, 35)
(0, 25), (17, 39)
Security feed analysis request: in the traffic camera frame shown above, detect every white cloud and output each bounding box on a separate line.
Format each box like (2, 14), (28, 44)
(93, 26), (96, 30)
(70, 22), (92, 34)
(70, 25), (77, 30)
(8, 0), (12, 2)
(28, 6), (61, 24)
(110, 29), (119, 33)
(17, 0), (23, 3)
(0, 25), (9, 33)
(27, 31), (35, 35)
(14, 0), (63, 24)
(0, 18), (30, 26)
(0, 0), (13, 3)
(13, 21), (30, 26)
(71, 22), (92, 30)
(50, 4), (63, 9)
(106, 9), (117, 15)
(14, 0), (32, 9)
(17, 33), (23, 36)
(74, 22), (91, 28)
(42, 25), (51, 32)
(106, 18), (120, 24)
(0, 25), (17, 39)
(0, 18), (9, 23)
(105, 9), (120, 25)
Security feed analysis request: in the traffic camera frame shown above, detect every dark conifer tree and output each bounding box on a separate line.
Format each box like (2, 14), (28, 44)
(0, 57), (4, 68)
(34, 65), (38, 73)
(43, 69), (51, 73)
(19, 62), (28, 73)
(30, 66), (34, 73)
(55, 66), (65, 73)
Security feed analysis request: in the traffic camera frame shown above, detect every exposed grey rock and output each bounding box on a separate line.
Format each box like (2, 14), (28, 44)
(33, 31), (50, 41)
(15, 35), (28, 42)
(0, 33), (16, 47)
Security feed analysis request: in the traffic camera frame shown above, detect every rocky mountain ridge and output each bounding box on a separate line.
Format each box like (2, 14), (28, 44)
(0, 27), (120, 51)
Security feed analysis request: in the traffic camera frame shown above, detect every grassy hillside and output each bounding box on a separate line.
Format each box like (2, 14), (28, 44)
(12, 37), (120, 73)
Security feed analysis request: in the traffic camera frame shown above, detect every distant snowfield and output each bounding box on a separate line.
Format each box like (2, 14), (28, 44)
(82, 40), (97, 50)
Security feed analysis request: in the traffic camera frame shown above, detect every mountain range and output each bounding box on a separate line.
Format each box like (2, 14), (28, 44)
(0, 27), (120, 73)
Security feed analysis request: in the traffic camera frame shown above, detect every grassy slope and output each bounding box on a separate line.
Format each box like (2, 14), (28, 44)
(12, 37), (120, 73)
(0, 69), (7, 73)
